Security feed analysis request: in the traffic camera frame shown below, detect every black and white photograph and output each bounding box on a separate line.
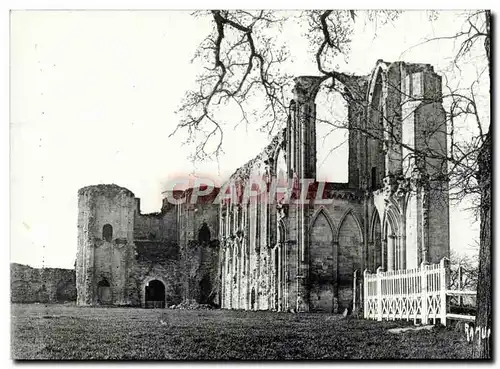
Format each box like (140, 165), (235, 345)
(8, 5), (493, 361)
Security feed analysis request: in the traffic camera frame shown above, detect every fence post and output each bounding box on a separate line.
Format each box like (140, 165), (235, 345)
(376, 266), (383, 321)
(363, 269), (369, 319)
(353, 269), (358, 313)
(421, 261), (429, 325)
(458, 265), (463, 307)
(440, 257), (450, 326)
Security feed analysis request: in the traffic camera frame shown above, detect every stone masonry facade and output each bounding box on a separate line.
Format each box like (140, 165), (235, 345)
(11, 263), (76, 303)
(75, 60), (450, 312)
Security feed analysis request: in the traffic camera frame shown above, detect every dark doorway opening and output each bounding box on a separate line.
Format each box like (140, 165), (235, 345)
(97, 279), (111, 305)
(198, 222), (211, 244)
(145, 280), (165, 308)
(199, 274), (212, 305)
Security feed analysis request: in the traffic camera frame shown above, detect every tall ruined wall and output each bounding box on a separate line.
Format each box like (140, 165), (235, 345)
(182, 242), (220, 305)
(134, 213), (163, 241)
(219, 60), (450, 314)
(11, 263), (76, 303)
(132, 241), (183, 307)
(400, 63), (450, 265)
(178, 197), (220, 305)
(76, 184), (136, 306)
(415, 100), (450, 264)
(134, 199), (178, 243)
(219, 134), (284, 311)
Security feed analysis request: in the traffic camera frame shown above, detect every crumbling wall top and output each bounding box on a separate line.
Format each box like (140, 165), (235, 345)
(78, 184), (135, 198)
(225, 130), (285, 185)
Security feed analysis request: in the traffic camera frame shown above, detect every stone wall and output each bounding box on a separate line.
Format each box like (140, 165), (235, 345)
(134, 213), (163, 241)
(183, 242), (220, 305)
(133, 241), (183, 307)
(134, 206), (178, 243)
(178, 200), (220, 305)
(11, 263), (76, 303)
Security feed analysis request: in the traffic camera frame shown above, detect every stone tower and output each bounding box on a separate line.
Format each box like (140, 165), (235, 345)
(76, 184), (137, 306)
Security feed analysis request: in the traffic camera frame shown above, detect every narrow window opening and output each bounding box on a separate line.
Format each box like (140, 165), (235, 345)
(102, 224), (113, 242)
(371, 167), (377, 190)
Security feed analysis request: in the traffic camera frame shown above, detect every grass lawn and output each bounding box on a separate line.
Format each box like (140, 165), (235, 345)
(11, 303), (472, 360)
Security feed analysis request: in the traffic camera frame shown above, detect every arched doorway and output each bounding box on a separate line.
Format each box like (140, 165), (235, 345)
(145, 280), (165, 308)
(97, 279), (111, 305)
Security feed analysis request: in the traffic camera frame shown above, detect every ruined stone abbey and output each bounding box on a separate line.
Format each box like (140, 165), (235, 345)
(76, 60), (450, 313)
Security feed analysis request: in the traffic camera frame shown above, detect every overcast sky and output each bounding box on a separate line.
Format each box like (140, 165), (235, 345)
(10, 10), (484, 268)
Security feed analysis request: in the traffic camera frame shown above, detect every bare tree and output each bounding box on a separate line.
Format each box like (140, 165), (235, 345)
(173, 10), (400, 161)
(414, 10), (490, 358)
(449, 249), (479, 291)
(172, 10), (292, 161)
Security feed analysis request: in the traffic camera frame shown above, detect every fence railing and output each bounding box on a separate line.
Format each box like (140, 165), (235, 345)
(362, 258), (476, 326)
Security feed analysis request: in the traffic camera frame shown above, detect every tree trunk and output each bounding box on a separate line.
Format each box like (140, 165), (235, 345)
(472, 130), (491, 359)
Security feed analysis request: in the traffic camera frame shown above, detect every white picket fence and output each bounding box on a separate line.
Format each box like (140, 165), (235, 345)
(362, 258), (476, 326)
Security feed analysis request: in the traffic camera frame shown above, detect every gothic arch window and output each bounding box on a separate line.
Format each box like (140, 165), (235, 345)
(102, 224), (113, 242)
(275, 149), (288, 185)
(315, 85), (349, 182)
